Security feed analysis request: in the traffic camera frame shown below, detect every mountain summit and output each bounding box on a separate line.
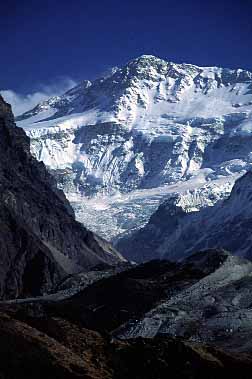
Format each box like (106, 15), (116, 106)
(16, 55), (252, 240)
(17, 54), (252, 125)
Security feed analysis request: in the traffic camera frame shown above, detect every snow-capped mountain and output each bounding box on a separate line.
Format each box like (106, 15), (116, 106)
(117, 170), (252, 262)
(16, 55), (252, 240)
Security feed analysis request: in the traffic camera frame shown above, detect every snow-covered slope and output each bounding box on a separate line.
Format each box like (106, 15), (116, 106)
(16, 55), (252, 240)
(117, 170), (252, 262)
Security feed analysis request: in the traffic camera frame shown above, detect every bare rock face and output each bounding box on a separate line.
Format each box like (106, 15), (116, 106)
(117, 169), (252, 263)
(0, 96), (124, 299)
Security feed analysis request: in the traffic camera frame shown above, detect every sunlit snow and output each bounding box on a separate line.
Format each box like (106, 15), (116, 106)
(17, 55), (252, 240)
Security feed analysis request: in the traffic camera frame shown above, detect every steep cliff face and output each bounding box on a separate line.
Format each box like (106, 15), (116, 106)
(17, 55), (252, 240)
(0, 96), (124, 299)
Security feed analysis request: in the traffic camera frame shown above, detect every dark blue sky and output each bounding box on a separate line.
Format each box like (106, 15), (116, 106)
(1, 0), (252, 93)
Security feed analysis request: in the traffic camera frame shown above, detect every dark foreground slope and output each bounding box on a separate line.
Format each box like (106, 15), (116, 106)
(1, 312), (252, 379)
(2, 250), (252, 378)
(5, 249), (252, 352)
(0, 96), (123, 299)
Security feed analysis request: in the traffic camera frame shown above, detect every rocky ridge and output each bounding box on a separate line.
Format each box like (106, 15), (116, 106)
(2, 250), (252, 377)
(117, 169), (252, 262)
(0, 96), (123, 299)
(16, 55), (252, 240)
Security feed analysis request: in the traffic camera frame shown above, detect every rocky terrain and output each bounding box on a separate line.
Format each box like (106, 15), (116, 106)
(115, 250), (252, 353)
(16, 55), (252, 240)
(2, 310), (252, 379)
(3, 55), (252, 377)
(0, 96), (123, 299)
(117, 169), (252, 262)
(2, 249), (252, 377)
(40, 249), (252, 353)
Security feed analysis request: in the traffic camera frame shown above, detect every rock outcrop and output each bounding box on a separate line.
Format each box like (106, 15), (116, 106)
(117, 169), (252, 263)
(0, 96), (124, 299)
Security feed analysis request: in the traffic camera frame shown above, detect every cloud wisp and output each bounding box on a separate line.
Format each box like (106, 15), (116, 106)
(1, 77), (77, 116)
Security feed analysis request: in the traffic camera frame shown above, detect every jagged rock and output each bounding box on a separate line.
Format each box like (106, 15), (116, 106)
(117, 169), (252, 262)
(0, 96), (124, 299)
(16, 55), (252, 240)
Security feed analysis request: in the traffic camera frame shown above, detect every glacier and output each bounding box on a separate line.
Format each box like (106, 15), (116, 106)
(16, 55), (252, 241)
(117, 169), (252, 262)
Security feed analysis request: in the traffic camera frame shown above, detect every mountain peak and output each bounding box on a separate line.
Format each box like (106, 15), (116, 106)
(124, 54), (171, 74)
(15, 55), (252, 244)
(129, 54), (165, 63)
